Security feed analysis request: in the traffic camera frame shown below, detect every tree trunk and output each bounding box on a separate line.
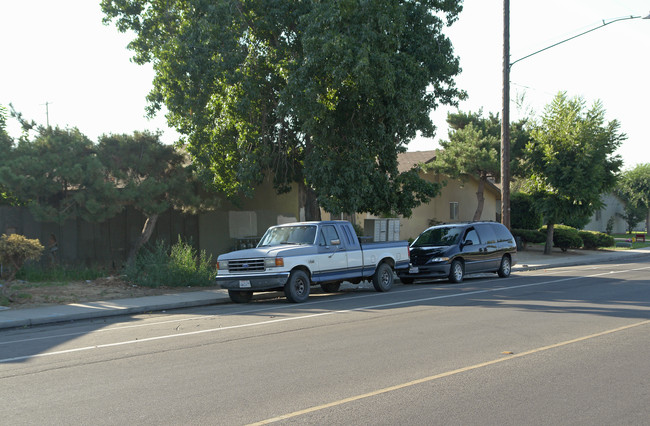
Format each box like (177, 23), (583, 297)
(126, 214), (159, 266)
(544, 223), (554, 255)
(646, 209), (649, 234)
(299, 181), (321, 221)
(473, 178), (486, 221)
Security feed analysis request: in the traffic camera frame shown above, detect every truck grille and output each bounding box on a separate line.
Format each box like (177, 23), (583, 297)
(228, 258), (266, 272)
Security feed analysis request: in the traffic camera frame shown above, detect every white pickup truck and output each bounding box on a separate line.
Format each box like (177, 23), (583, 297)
(216, 220), (410, 303)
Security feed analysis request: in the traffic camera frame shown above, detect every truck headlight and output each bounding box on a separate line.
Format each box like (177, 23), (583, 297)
(265, 257), (284, 268)
(217, 260), (229, 270)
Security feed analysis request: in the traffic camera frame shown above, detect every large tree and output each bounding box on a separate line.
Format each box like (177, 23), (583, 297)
(101, 0), (465, 218)
(525, 93), (625, 254)
(617, 164), (650, 232)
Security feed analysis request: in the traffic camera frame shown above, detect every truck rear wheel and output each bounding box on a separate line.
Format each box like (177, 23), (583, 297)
(284, 270), (310, 303)
(228, 290), (253, 303)
(372, 263), (394, 292)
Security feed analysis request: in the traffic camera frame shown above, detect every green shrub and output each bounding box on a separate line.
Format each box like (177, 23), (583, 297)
(540, 225), (583, 251)
(124, 237), (217, 288)
(578, 230), (615, 249)
(0, 234), (44, 280)
(511, 228), (546, 245)
(511, 192), (543, 230)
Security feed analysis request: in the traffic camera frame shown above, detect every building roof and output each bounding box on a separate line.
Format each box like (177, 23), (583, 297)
(397, 149), (501, 197)
(396, 150), (437, 173)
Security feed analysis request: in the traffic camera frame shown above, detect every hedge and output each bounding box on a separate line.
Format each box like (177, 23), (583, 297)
(540, 225), (583, 252)
(578, 230), (615, 249)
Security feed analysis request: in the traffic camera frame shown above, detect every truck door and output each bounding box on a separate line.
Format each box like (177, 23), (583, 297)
(314, 224), (349, 282)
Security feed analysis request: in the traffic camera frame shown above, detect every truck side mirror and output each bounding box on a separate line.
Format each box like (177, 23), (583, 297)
(330, 239), (341, 246)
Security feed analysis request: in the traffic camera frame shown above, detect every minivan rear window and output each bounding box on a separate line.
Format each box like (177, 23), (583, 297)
(493, 223), (514, 243)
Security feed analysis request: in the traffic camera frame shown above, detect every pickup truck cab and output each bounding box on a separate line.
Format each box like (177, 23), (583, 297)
(216, 220), (409, 303)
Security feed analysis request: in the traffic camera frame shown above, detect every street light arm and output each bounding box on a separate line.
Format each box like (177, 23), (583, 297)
(510, 15), (643, 68)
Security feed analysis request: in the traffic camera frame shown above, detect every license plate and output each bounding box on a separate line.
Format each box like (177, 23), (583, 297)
(409, 266), (419, 274)
(239, 280), (251, 288)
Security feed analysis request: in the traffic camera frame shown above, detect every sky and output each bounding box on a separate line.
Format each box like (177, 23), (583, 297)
(1, 0), (649, 170)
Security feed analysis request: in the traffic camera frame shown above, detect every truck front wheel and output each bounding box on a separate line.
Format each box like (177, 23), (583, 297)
(284, 270), (310, 303)
(228, 290), (253, 303)
(372, 263), (394, 292)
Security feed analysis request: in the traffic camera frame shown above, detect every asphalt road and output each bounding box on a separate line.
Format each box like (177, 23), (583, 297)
(2, 258), (649, 425)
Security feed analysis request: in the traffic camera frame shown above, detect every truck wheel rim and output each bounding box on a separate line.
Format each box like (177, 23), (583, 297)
(295, 277), (306, 294)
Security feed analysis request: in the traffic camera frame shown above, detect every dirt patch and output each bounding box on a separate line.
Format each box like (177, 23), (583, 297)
(0, 277), (221, 310)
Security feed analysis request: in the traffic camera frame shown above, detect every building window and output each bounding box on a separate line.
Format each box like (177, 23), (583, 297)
(450, 202), (459, 220)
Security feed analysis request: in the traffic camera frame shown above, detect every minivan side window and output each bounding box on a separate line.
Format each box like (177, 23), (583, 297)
(464, 229), (480, 245)
(475, 224), (497, 244)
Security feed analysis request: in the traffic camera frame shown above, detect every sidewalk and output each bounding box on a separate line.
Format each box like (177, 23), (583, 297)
(1, 247), (648, 330)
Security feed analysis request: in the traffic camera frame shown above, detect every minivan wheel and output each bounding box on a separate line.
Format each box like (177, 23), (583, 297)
(448, 260), (464, 283)
(497, 256), (511, 278)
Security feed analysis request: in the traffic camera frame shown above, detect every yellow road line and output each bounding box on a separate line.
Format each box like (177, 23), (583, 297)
(249, 319), (650, 425)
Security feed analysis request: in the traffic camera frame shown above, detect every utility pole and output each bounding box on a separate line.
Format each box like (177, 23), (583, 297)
(41, 101), (52, 127)
(500, 0), (510, 229)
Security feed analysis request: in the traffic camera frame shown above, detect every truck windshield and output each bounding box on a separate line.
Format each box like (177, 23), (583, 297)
(411, 226), (462, 247)
(258, 225), (317, 247)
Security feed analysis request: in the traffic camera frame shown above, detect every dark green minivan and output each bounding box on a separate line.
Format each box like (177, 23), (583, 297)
(397, 222), (517, 284)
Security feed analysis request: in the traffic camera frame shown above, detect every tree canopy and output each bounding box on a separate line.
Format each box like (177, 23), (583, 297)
(0, 126), (122, 223)
(0, 121), (208, 265)
(429, 110), (530, 221)
(0, 105), (13, 203)
(617, 163), (650, 232)
(101, 0), (466, 218)
(524, 92), (625, 253)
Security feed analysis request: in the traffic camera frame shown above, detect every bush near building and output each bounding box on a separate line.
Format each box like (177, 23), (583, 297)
(511, 228), (546, 248)
(578, 230), (615, 249)
(540, 225), (583, 252)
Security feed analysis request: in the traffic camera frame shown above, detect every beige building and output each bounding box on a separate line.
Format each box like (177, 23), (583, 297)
(348, 150), (501, 241)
